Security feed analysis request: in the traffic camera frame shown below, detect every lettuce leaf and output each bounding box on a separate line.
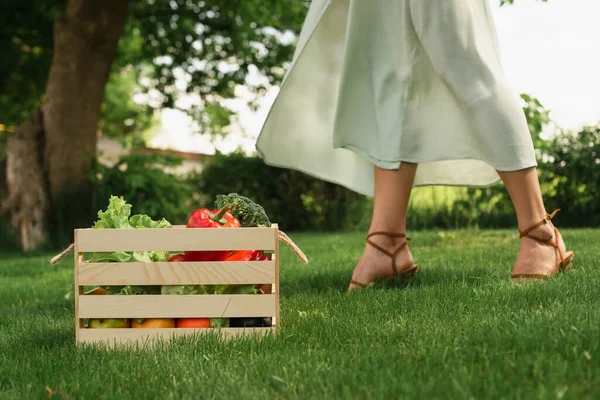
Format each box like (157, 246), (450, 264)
(129, 214), (172, 229)
(89, 251), (133, 263)
(90, 196), (172, 294)
(160, 285), (208, 295)
(212, 284), (257, 295)
(210, 318), (230, 328)
(104, 285), (162, 295)
(92, 196), (133, 229)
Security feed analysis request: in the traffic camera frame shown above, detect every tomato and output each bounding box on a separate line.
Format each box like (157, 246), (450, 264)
(257, 284), (272, 294)
(84, 287), (106, 295)
(168, 254), (186, 262)
(132, 318), (176, 328)
(176, 318), (211, 328)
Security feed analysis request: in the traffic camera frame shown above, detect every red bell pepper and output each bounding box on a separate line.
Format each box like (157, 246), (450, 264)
(225, 250), (264, 262)
(185, 206), (241, 261)
(225, 251), (269, 294)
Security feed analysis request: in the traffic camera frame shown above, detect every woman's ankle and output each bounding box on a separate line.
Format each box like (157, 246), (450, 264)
(517, 209), (549, 233)
(520, 222), (554, 241)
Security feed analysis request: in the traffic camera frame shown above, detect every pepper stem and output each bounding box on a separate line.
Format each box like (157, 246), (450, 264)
(209, 204), (237, 224)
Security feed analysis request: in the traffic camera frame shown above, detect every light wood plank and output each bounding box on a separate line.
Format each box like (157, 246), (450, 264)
(78, 261), (276, 286)
(74, 233), (83, 345)
(78, 294), (276, 318)
(78, 327), (274, 347)
(76, 226), (277, 252)
(273, 224), (280, 329)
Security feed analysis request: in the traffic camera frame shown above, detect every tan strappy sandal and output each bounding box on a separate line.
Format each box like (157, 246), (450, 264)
(511, 209), (574, 282)
(349, 231), (419, 291)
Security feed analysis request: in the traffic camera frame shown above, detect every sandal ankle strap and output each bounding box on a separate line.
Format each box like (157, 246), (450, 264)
(518, 208), (568, 265)
(366, 231), (411, 275)
(367, 231), (409, 240)
(519, 209), (561, 238)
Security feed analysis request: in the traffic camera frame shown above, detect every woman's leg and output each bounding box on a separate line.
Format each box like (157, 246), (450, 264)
(349, 162), (418, 290)
(498, 167), (570, 276)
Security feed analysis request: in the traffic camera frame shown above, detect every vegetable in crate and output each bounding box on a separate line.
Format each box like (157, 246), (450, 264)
(185, 206), (241, 262)
(160, 285), (230, 328)
(88, 319), (130, 328)
(84, 286), (131, 328)
(224, 250), (266, 262)
(177, 318), (211, 328)
(161, 283), (256, 328)
(214, 193), (271, 227)
(132, 319), (176, 328)
(168, 254), (186, 262)
(229, 317), (272, 328)
(88, 196), (172, 295)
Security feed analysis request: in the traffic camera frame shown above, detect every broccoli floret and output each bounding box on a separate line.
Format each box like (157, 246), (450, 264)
(214, 193), (271, 227)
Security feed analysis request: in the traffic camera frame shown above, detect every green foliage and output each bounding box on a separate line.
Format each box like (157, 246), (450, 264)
(120, 0), (308, 133)
(404, 94), (600, 230)
(0, 0), (64, 126)
(194, 152), (372, 232)
(0, 131), (8, 163)
(195, 112), (600, 233)
(539, 125), (600, 227)
(521, 93), (552, 150)
(0, 218), (19, 251)
(99, 68), (156, 141)
(0, 0), (308, 139)
(91, 151), (198, 225)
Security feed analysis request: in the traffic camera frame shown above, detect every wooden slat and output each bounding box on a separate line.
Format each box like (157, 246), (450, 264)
(78, 261), (276, 286)
(78, 294), (275, 318)
(76, 226), (277, 252)
(78, 327), (274, 347)
(74, 248), (83, 344)
(273, 224), (280, 329)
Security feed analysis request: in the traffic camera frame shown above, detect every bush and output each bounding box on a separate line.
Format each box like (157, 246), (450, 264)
(193, 152), (372, 232)
(404, 124), (600, 230)
(538, 125), (600, 227)
(194, 117), (600, 233)
(406, 185), (516, 230)
(91, 151), (200, 225)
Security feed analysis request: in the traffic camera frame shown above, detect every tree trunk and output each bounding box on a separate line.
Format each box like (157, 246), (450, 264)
(43, 0), (129, 200)
(1, 110), (48, 250)
(3, 0), (129, 250)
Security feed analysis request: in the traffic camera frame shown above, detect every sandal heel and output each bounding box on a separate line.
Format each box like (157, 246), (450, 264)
(348, 231), (419, 291)
(510, 209), (574, 281)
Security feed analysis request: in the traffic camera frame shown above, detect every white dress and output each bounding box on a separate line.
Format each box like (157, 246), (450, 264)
(255, 0), (537, 197)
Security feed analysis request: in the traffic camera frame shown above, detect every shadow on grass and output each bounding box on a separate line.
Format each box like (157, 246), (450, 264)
(281, 263), (513, 296)
(282, 269), (425, 296)
(9, 326), (73, 353)
(416, 264), (511, 287)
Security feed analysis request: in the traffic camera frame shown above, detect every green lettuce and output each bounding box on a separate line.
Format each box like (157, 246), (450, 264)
(160, 284), (257, 296)
(160, 284), (257, 328)
(129, 214), (172, 229)
(160, 285), (207, 295)
(92, 196), (133, 229)
(89, 196), (172, 295)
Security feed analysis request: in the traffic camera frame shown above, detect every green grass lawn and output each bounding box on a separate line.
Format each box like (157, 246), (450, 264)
(1, 229), (599, 399)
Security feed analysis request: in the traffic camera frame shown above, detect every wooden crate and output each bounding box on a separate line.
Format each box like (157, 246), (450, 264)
(74, 224), (280, 347)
